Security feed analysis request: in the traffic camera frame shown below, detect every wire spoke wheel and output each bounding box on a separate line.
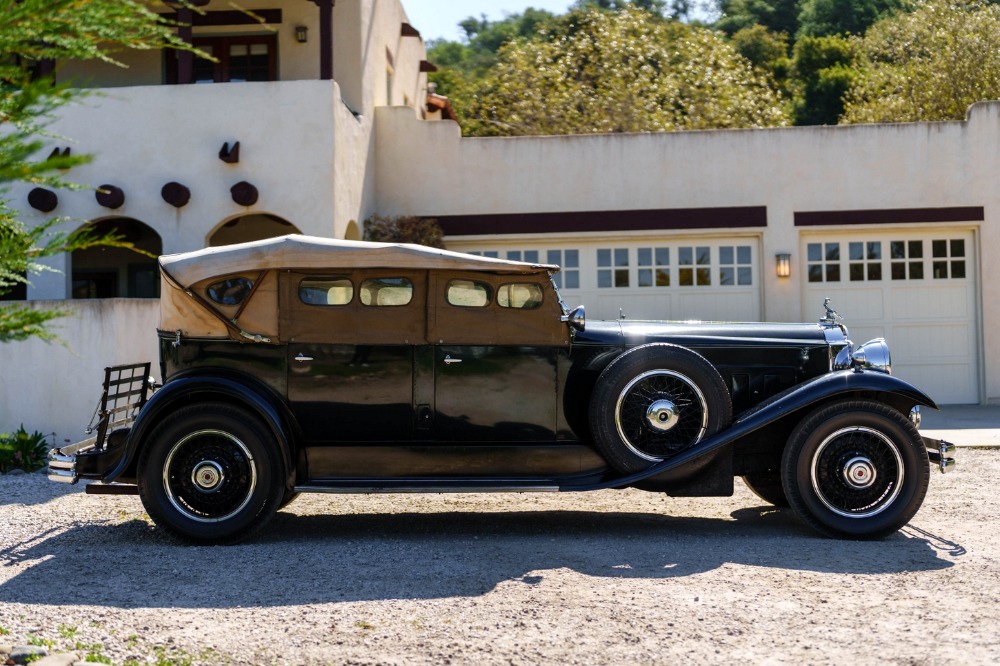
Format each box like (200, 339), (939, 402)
(811, 427), (902, 518)
(163, 429), (258, 523)
(615, 370), (708, 461)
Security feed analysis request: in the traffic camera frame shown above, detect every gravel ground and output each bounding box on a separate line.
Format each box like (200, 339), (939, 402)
(1, 450), (998, 665)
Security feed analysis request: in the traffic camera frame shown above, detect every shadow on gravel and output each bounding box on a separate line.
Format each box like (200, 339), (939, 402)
(0, 506), (957, 609)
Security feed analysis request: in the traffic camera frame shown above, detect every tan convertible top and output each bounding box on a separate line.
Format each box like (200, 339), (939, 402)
(159, 234), (557, 287)
(158, 235), (562, 342)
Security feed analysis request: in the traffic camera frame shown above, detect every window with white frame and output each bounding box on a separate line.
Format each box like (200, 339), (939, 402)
(597, 248), (630, 288)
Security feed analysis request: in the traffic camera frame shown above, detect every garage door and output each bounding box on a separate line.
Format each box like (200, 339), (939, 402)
(802, 230), (978, 404)
(465, 239), (762, 322)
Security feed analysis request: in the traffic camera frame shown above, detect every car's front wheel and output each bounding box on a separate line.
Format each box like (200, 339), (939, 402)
(137, 402), (284, 544)
(781, 399), (929, 539)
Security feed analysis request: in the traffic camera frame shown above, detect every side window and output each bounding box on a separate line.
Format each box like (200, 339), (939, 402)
(299, 278), (353, 306)
(207, 277), (254, 305)
(360, 277), (413, 306)
(446, 279), (491, 307)
(498, 283), (544, 309)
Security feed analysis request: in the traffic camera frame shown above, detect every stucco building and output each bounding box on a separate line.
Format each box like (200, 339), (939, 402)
(2, 0), (996, 440)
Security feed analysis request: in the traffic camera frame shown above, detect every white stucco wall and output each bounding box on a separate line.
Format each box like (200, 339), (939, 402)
(374, 103), (1000, 402)
(0, 300), (160, 443)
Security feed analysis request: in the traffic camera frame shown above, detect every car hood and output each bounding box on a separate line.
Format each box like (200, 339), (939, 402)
(573, 319), (833, 349)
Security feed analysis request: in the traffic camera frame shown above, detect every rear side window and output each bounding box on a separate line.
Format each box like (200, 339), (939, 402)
(498, 283), (543, 309)
(207, 277), (254, 306)
(299, 278), (353, 306)
(360, 277), (413, 306)
(446, 279), (491, 307)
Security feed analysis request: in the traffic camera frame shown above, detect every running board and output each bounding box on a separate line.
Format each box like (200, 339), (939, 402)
(295, 478), (562, 494)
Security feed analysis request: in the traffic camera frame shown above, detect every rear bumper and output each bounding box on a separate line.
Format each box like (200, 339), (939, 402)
(48, 435), (128, 484)
(923, 436), (956, 473)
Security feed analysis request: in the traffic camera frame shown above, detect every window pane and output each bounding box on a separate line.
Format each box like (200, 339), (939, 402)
(890, 241), (905, 259)
(656, 247), (669, 266)
(952, 260), (966, 278)
(299, 278), (352, 306)
(638, 269), (653, 287)
(209, 276), (254, 305)
(826, 264), (840, 282)
(614, 269), (629, 287)
(808, 243), (822, 262)
(656, 269), (670, 286)
(597, 249), (611, 267)
(908, 240), (923, 258)
(638, 248), (652, 266)
(808, 265), (823, 282)
(446, 279), (490, 307)
(696, 268), (711, 285)
(868, 263), (882, 281)
(719, 246), (734, 265)
(737, 246), (751, 264)
(909, 262), (924, 279)
(679, 247), (693, 265)
(951, 239), (965, 257)
(696, 247), (710, 265)
(360, 277), (412, 306)
(932, 240), (947, 258)
(867, 242), (881, 260)
(507, 251), (522, 261)
(614, 248), (629, 267)
(849, 242), (863, 261)
(565, 250), (579, 268)
(524, 250), (539, 263)
(825, 243), (840, 261)
(933, 261), (948, 279)
(498, 283), (543, 309)
(891, 263), (905, 280)
(547, 250), (560, 265)
(680, 267), (694, 286)
(849, 264), (864, 281)
(720, 267), (734, 286)
(565, 272), (580, 289)
(737, 266), (752, 285)
(598, 270), (612, 288)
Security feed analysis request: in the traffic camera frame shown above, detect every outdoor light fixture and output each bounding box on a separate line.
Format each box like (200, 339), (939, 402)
(776, 253), (791, 278)
(295, 26), (308, 43)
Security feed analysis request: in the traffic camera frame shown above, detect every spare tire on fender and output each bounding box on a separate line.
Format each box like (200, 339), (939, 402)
(589, 343), (732, 475)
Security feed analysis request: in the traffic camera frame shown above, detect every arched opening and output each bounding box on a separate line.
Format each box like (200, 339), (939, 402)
(208, 213), (301, 247)
(345, 220), (360, 241)
(71, 218), (162, 299)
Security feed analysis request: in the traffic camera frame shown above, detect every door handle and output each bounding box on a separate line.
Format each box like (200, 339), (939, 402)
(294, 353), (314, 362)
(443, 355), (462, 365)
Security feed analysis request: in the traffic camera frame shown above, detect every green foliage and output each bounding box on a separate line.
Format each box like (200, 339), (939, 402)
(797, 0), (904, 37)
(790, 34), (859, 124)
(716, 0), (804, 37)
(731, 25), (792, 91)
(842, 0), (1000, 123)
(463, 7), (789, 136)
(363, 216), (445, 249)
(0, 425), (51, 473)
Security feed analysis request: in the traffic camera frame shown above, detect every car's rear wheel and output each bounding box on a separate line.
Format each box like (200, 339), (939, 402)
(137, 402), (284, 544)
(781, 399), (929, 539)
(589, 344), (732, 475)
(742, 472), (789, 507)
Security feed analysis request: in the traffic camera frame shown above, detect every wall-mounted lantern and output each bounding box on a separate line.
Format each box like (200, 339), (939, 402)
(295, 26), (308, 43)
(776, 253), (791, 278)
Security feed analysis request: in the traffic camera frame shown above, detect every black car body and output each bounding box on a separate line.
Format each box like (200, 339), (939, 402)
(50, 235), (955, 543)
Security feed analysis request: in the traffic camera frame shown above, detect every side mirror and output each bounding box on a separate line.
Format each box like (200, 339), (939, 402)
(561, 304), (586, 332)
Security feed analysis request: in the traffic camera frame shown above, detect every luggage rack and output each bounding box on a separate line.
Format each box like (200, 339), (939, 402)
(49, 362), (154, 483)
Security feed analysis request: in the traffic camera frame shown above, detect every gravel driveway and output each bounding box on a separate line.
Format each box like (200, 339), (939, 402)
(1, 449), (997, 665)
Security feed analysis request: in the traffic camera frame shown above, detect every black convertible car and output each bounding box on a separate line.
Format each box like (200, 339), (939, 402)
(50, 235), (954, 543)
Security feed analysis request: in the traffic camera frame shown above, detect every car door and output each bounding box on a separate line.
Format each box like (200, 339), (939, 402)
(427, 272), (567, 442)
(282, 270), (426, 443)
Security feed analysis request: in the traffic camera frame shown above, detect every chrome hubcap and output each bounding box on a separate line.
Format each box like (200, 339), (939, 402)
(842, 456), (876, 489)
(646, 399), (679, 432)
(192, 460), (225, 493)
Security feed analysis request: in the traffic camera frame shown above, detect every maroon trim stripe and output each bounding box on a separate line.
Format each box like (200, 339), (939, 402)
(794, 207), (983, 227)
(436, 206), (767, 236)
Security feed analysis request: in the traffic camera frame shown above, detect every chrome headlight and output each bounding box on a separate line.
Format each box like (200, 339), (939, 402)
(832, 338), (892, 374)
(853, 338), (892, 374)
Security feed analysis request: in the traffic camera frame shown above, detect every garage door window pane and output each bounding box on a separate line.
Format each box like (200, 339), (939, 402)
(807, 242), (839, 282)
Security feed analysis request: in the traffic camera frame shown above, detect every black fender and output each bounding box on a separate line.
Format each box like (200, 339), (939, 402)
(103, 374), (298, 489)
(567, 368), (937, 491)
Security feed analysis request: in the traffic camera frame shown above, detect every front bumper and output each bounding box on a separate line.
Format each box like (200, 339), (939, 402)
(923, 436), (956, 473)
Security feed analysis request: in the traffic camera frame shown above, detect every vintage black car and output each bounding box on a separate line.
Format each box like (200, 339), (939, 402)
(50, 235), (954, 543)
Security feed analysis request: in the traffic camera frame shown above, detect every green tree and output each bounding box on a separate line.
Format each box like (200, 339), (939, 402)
(363, 216), (445, 249)
(0, 0), (198, 342)
(842, 0), (1000, 123)
(797, 0), (904, 37)
(715, 0), (803, 37)
(463, 7), (789, 136)
(731, 25), (792, 93)
(790, 34), (859, 124)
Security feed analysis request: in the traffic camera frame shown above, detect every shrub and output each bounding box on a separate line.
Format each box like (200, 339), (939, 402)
(0, 425), (51, 473)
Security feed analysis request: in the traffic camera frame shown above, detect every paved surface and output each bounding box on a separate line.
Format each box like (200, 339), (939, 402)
(919, 404), (1000, 447)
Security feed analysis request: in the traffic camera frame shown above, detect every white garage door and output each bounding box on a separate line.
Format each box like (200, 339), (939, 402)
(464, 239), (762, 322)
(802, 230), (978, 404)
